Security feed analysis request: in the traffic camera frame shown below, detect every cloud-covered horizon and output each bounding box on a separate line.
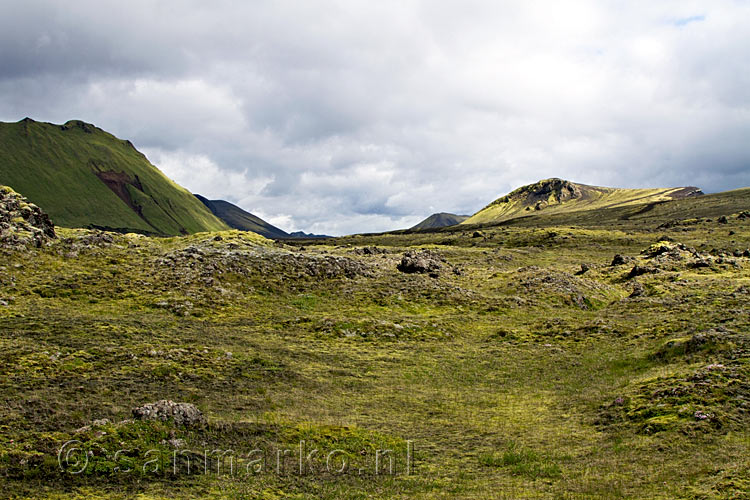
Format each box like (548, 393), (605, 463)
(1, 1), (749, 235)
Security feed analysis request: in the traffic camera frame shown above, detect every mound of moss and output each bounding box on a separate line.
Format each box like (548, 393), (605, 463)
(601, 328), (749, 435)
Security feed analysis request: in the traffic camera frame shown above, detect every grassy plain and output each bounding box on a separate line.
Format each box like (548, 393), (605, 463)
(1, 193), (749, 499)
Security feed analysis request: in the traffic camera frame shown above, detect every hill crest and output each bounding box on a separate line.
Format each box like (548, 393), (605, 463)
(0, 118), (230, 235)
(464, 178), (703, 225)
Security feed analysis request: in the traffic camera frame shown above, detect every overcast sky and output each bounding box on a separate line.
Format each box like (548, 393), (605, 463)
(1, 1), (749, 235)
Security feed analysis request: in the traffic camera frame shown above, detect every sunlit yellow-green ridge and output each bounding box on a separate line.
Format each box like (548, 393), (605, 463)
(464, 178), (701, 225)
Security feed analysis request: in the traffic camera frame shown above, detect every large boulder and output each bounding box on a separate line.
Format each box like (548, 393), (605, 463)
(611, 254), (629, 266)
(397, 250), (444, 277)
(132, 400), (206, 427)
(628, 264), (658, 279)
(0, 185), (55, 248)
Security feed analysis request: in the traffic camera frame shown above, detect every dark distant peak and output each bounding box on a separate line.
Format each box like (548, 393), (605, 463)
(20, 117), (36, 124)
(194, 194), (290, 239)
(194, 195), (332, 239)
(287, 231), (333, 239)
(410, 212), (470, 230)
(61, 120), (99, 134)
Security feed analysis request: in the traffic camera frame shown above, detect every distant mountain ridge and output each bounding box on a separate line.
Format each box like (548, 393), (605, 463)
(463, 178), (703, 225)
(194, 195), (289, 239)
(287, 231), (333, 239)
(0, 118), (229, 235)
(195, 195), (332, 239)
(410, 212), (469, 230)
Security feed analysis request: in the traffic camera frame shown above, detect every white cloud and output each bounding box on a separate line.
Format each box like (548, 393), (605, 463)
(142, 149), (271, 204)
(1, 0), (749, 235)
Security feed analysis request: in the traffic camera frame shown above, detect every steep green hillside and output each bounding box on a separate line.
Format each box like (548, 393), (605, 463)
(195, 194), (289, 239)
(410, 212), (469, 230)
(464, 178), (703, 225)
(0, 118), (230, 235)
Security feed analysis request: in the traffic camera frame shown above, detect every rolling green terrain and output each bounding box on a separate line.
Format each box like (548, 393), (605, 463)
(410, 213), (469, 231)
(1, 183), (749, 499)
(195, 195), (290, 239)
(0, 119), (229, 235)
(464, 178), (703, 225)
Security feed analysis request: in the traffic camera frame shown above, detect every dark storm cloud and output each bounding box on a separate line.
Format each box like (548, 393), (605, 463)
(1, 1), (749, 235)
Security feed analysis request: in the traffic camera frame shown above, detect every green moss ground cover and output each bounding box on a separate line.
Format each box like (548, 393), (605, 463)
(1, 208), (749, 498)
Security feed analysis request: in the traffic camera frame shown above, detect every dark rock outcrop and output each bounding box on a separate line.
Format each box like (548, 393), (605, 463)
(611, 254), (628, 266)
(397, 250), (444, 277)
(0, 185), (55, 248)
(628, 265), (658, 278)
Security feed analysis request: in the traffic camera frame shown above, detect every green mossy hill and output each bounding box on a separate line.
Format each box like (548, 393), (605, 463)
(464, 178), (703, 224)
(372, 185), (749, 238)
(488, 186), (750, 231)
(0, 118), (230, 235)
(600, 327), (749, 436)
